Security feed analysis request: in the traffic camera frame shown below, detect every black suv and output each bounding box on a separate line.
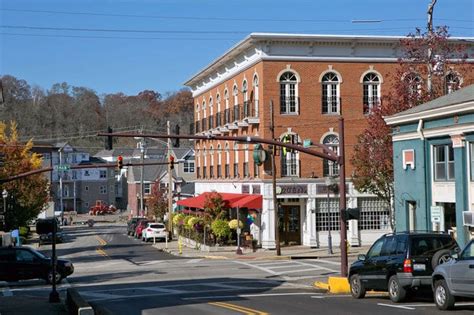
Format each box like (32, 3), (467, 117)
(0, 246), (74, 284)
(349, 232), (458, 302)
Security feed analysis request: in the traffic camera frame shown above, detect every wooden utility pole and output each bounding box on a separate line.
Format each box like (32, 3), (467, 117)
(338, 118), (348, 277)
(167, 121), (173, 240)
(426, 0), (437, 95)
(270, 101), (281, 256)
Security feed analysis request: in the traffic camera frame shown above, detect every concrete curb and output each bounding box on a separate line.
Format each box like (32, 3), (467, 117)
(66, 288), (94, 315)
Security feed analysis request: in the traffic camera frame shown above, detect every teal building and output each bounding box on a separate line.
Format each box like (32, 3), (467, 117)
(385, 85), (474, 246)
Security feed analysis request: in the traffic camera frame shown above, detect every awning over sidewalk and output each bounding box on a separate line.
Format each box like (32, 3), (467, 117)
(177, 192), (262, 210)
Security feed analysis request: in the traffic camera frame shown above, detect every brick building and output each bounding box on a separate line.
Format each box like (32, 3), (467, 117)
(184, 33), (474, 249)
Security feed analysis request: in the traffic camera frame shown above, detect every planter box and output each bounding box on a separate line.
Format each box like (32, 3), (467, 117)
(180, 236), (220, 252)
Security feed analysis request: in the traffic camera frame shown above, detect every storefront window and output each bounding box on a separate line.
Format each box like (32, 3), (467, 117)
(434, 144), (455, 181)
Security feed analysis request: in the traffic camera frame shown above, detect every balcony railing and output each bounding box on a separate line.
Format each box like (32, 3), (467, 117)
(232, 104), (241, 122)
(243, 100), (259, 118)
(208, 114), (214, 129)
(216, 112), (222, 127)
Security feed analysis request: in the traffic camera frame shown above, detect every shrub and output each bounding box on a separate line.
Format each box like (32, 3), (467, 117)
(228, 219), (243, 230)
(19, 226), (30, 237)
(211, 219), (231, 239)
(173, 213), (185, 226)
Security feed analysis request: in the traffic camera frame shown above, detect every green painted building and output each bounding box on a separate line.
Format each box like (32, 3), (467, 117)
(385, 85), (474, 246)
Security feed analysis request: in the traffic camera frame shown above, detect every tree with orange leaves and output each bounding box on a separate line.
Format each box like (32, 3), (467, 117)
(0, 122), (49, 230)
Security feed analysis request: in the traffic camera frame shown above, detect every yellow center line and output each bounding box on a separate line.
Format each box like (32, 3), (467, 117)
(95, 235), (110, 258)
(208, 302), (268, 315)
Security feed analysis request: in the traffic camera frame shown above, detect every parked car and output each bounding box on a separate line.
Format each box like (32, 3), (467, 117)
(432, 239), (474, 310)
(127, 217), (144, 236)
(134, 220), (150, 239)
(349, 232), (458, 303)
(0, 246), (74, 284)
(39, 232), (65, 246)
(142, 223), (168, 242)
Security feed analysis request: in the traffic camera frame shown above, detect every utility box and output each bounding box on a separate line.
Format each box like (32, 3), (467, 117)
(36, 218), (58, 235)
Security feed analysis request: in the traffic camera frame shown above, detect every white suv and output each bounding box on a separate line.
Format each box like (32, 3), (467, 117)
(142, 223), (168, 242)
(432, 239), (474, 310)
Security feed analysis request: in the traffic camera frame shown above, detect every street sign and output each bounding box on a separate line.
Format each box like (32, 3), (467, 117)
(431, 206), (443, 222)
(303, 139), (313, 148)
(54, 164), (70, 171)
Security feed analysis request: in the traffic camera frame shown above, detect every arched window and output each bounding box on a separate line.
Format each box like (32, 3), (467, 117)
(323, 134), (339, 177)
(233, 85), (239, 121)
(225, 142), (230, 178)
(322, 72), (340, 114)
(224, 89), (230, 124)
(243, 144), (249, 177)
(215, 93), (222, 127)
(209, 97), (214, 129)
(253, 74), (259, 117)
(445, 72), (461, 95)
(404, 72), (422, 98)
(242, 80), (249, 117)
(203, 147), (207, 179)
(281, 133), (299, 177)
(209, 146), (214, 178)
(280, 71), (298, 114)
(363, 73), (381, 114)
(233, 143), (239, 178)
(217, 144), (222, 178)
(196, 145), (201, 179)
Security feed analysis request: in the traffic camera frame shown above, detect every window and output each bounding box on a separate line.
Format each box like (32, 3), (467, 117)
(253, 74), (259, 117)
(281, 134), (298, 177)
(362, 73), (381, 114)
(100, 170), (107, 178)
(471, 143), (474, 181)
(184, 161), (195, 173)
(460, 241), (474, 260)
(381, 236), (397, 256)
(279, 72), (298, 114)
(366, 238), (385, 258)
(323, 134), (339, 176)
(72, 171), (78, 180)
(234, 143), (239, 178)
(322, 72), (340, 114)
(144, 183), (151, 194)
(16, 250), (36, 262)
(85, 186), (89, 191)
(225, 142), (230, 178)
(84, 170), (90, 177)
(404, 72), (422, 98)
(233, 85), (240, 121)
(100, 186), (107, 194)
(434, 144), (454, 181)
(243, 144), (249, 177)
(445, 73), (461, 95)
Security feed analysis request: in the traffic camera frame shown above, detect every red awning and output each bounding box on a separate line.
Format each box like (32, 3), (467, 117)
(229, 194), (262, 210)
(177, 192), (262, 210)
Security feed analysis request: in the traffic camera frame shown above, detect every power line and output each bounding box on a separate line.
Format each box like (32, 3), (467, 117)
(0, 32), (241, 41)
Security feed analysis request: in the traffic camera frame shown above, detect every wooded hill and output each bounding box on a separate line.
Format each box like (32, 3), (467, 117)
(0, 75), (194, 152)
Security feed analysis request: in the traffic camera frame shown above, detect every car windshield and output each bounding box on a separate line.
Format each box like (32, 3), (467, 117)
(150, 224), (165, 229)
(410, 236), (456, 256)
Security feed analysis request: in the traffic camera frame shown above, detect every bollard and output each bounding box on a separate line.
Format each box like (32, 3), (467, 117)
(178, 236), (182, 255)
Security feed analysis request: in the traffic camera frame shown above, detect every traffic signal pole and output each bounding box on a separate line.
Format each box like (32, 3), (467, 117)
(338, 118), (348, 277)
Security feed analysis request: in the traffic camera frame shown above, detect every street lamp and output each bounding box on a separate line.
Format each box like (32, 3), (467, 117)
(325, 177), (334, 255)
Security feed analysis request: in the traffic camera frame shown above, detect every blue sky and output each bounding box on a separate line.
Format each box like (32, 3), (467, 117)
(1, 0), (473, 96)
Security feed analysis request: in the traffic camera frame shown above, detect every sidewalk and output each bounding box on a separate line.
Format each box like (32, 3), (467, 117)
(153, 238), (370, 261)
(0, 295), (68, 315)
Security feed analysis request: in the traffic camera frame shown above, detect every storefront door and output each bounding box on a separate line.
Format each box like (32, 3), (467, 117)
(279, 205), (301, 245)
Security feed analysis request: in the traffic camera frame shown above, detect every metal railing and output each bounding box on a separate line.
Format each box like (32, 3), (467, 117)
(232, 104), (241, 122)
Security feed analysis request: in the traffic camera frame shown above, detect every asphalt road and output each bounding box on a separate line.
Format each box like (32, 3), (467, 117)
(2, 223), (474, 314)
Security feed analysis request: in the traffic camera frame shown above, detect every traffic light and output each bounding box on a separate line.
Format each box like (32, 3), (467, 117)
(117, 155), (123, 170)
(105, 126), (113, 150)
(169, 155), (175, 170)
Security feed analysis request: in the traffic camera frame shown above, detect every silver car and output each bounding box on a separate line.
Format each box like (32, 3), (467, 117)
(432, 239), (474, 310)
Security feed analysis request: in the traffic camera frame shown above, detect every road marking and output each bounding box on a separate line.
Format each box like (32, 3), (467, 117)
(377, 303), (415, 310)
(184, 292), (318, 300)
(308, 259), (341, 266)
(256, 261), (294, 267)
(95, 235), (107, 246)
(186, 259), (203, 264)
(279, 267), (322, 274)
(208, 302), (268, 315)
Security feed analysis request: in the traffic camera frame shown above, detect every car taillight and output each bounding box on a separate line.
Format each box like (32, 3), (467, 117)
(403, 259), (413, 273)
(147, 228), (152, 232)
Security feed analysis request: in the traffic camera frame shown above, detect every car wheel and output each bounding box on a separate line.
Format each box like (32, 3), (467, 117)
(434, 279), (455, 310)
(350, 274), (366, 299)
(432, 249), (452, 269)
(388, 275), (406, 303)
(46, 271), (62, 284)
